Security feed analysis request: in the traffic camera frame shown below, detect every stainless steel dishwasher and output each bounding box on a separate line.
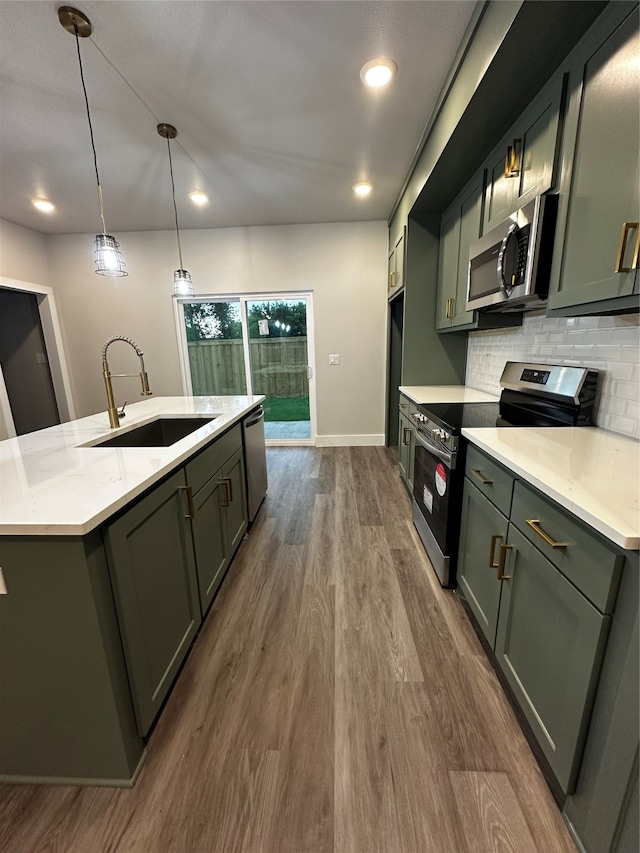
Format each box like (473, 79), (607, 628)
(242, 406), (268, 522)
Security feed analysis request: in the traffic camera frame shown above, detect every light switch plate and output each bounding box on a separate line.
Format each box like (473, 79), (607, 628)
(329, 354), (340, 365)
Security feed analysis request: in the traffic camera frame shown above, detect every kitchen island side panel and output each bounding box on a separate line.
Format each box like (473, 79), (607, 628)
(0, 534), (144, 785)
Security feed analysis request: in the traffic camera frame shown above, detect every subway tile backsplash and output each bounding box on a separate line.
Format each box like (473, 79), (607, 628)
(465, 312), (640, 439)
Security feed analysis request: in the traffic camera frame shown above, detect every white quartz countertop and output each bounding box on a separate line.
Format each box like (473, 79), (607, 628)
(400, 386), (499, 405)
(0, 396), (265, 536)
(462, 427), (640, 551)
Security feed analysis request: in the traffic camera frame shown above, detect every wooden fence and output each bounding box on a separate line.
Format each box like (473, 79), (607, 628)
(188, 337), (308, 397)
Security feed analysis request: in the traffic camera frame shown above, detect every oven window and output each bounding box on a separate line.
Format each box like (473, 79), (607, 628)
(413, 443), (453, 553)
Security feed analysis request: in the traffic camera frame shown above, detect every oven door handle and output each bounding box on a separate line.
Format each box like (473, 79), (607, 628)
(415, 431), (453, 468)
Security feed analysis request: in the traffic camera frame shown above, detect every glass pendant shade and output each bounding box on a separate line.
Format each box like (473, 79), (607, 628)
(173, 269), (194, 297)
(94, 233), (127, 277)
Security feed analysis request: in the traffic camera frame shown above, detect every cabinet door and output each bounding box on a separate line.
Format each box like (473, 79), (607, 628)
(437, 207), (460, 329)
(452, 177), (483, 328)
(222, 448), (248, 558)
(495, 525), (609, 794)
(398, 411), (410, 483)
(191, 475), (228, 615)
(388, 229), (405, 296)
(484, 74), (563, 233)
(104, 469), (201, 736)
(457, 480), (508, 648)
(549, 12), (640, 311)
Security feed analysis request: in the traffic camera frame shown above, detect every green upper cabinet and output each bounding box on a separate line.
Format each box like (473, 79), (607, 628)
(483, 71), (564, 233)
(437, 172), (483, 330)
(436, 171), (521, 333)
(548, 6), (640, 315)
(387, 227), (405, 298)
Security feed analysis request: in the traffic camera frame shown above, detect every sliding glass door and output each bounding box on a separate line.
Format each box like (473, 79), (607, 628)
(178, 294), (314, 444)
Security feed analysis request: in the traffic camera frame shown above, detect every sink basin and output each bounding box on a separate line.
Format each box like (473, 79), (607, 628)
(90, 417), (217, 448)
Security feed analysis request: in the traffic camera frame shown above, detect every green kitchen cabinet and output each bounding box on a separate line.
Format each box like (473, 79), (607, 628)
(457, 479), (510, 648)
(483, 71), (564, 233)
(388, 227), (405, 298)
(104, 468), (202, 737)
(398, 408), (415, 492)
(457, 445), (625, 797)
(220, 447), (248, 556)
(190, 473), (228, 614)
(436, 171), (521, 333)
(563, 561), (639, 853)
(437, 173), (483, 330)
(548, 4), (640, 315)
(495, 524), (610, 794)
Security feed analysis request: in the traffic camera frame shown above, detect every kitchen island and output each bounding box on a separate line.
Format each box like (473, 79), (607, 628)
(0, 396), (264, 786)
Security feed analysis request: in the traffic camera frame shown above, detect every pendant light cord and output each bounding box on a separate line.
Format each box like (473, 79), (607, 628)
(166, 137), (184, 270)
(75, 28), (107, 235)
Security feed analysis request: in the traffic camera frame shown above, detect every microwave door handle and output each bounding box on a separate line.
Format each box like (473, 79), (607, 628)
(415, 431), (453, 468)
(497, 221), (519, 297)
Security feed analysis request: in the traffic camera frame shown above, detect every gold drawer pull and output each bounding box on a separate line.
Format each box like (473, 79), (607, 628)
(389, 270), (396, 288)
(614, 222), (639, 273)
(489, 533), (502, 569)
(504, 138), (522, 178)
(402, 427), (411, 446)
(471, 468), (493, 486)
(445, 297), (455, 319)
(219, 479), (230, 507)
(497, 543), (512, 580)
(526, 519), (567, 549)
(178, 485), (195, 519)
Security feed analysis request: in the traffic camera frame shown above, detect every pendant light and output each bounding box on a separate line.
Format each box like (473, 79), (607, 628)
(157, 123), (194, 297)
(58, 6), (127, 276)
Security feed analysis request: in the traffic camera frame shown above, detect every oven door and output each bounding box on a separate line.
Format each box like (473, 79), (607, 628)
(412, 431), (458, 586)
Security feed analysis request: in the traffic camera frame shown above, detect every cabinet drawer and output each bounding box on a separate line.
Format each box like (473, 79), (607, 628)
(510, 481), (623, 613)
(399, 394), (417, 417)
(186, 424), (242, 495)
(465, 445), (514, 517)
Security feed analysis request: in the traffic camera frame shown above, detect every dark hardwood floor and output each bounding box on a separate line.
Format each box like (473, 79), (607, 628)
(0, 447), (576, 852)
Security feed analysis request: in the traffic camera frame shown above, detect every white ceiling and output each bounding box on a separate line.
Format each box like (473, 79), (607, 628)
(0, 1), (477, 235)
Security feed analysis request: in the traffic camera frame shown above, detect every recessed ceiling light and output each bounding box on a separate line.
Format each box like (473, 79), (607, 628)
(360, 57), (397, 88)
(32, 198), (55, 213)
(189, 191), (209, 206)
(352, 182), (373, 197)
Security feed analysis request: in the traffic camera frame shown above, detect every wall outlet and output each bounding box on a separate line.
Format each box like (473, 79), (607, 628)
(329, 354), (340, 365)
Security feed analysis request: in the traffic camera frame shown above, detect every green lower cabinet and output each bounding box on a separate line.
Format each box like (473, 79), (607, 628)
(457, 480), (509, 648)
(104, 469), (202, 737)
(222, 447), (248, 556)
(495, 525), (610, 794)
(191, 474), (228, 614)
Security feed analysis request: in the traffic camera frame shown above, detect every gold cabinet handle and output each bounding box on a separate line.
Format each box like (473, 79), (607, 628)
(226, 476), (233, 503)
(399, 402), (408, 410)
(614, 222), (639, 273)
(389, 270), (396, 288)
(526, 519), (567, 549)
(445, 297), (455, 319)
(178, 485), (195, 519)
(402, 427), (411, 446)
(489, 533), (502, 569)
(219, 479), (230, 507)
(504, 138), (522, 178)
(497, 543), (512, 580)
(471, 468), (493, 486)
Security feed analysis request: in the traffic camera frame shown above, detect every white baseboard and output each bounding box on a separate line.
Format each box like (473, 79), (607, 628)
(315, 434), (385, 447)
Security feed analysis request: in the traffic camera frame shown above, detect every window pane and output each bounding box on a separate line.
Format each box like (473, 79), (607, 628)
(183, 301), (247, 395)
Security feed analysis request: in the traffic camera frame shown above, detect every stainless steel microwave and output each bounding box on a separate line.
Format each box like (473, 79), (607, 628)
(466, 194), (558, 312)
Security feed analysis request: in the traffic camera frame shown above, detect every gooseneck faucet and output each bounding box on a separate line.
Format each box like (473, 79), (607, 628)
(101, 336), (152, 428)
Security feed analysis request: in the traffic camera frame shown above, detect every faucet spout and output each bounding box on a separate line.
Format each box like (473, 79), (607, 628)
(101, 336), (152, 428)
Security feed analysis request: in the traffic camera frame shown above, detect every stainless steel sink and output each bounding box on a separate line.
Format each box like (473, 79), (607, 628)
(89, 416), (218, 448)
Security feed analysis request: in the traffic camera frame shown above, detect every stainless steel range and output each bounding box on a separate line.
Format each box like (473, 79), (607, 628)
(411, 362), (599, 587)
